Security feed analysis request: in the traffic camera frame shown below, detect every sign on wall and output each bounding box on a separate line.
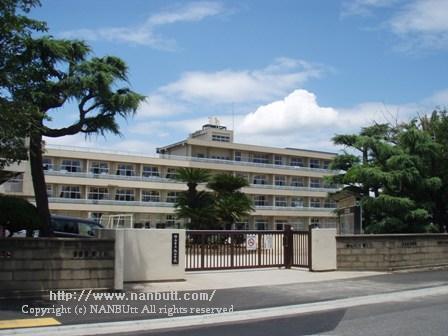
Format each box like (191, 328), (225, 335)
(172, 233), (179, 265)
(246, 234), (257, 250)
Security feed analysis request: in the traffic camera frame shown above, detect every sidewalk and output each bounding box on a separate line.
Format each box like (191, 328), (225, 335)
(127, 268), (385, 292)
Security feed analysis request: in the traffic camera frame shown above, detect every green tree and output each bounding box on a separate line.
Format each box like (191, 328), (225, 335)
(0, 195), (42, 236)
(207, 174), (253, 229)
(0, 0), (46, 167)
(1, 1), (145, 234)
(330, 119), (443, 233)
(175, 168), (216, 229)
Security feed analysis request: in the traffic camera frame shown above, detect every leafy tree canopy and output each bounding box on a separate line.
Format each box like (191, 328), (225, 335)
(330, 111), (448, 233)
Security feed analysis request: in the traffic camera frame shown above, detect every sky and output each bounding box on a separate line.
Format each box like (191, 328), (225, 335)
(32, 0), (448, 155)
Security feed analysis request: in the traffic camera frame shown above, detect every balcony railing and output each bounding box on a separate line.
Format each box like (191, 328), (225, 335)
(48, 197), (336, 211)
(44, 169), (340, 193)
(48, 197), (175, 207)
(44, 168), (184, 184)
(46, 144), (337, 174)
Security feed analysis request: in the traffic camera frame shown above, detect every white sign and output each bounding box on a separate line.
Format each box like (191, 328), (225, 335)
(263, 235), (273, 250)
(246, 234), (257, 250)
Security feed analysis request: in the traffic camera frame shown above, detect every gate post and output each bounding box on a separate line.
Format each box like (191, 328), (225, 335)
(283, 225), (293, 269)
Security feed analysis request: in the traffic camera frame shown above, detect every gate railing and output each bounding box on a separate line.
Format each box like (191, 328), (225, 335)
(186, 227), (310, 271)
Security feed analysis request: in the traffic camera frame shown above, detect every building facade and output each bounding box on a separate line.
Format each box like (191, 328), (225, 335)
(0, 124), (339, 230)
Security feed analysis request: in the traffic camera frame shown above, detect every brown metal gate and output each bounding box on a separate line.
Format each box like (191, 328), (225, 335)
(185, 226), (310, 271)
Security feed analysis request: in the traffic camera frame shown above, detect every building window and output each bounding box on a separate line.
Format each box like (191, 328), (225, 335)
(211, 134), (230, 142)
(46, 184), (53, 197)
(210, 155), (230, 160)
(234, 151), (241, 161)
(274, 155), (283, 165)
(290, 157), (304, 167)
(291, 177), (305, 187)
(254, 195), (266, 206)
(255, 219), (267, 230)
(310, 198), (321, 208)
(253, 175), (266, 185)
(142, 190), (160, 202)
(275, 220), (288, 230)
(115, 189), (135, 201)
(275, 196), (287, 207)
(291, 197), (304, 207)
(60, 186), (81, 199)
(142, 166), (160, 177)
(310, 178), (322, 188)
(323, 160), (330, 169)
(116, 164), (135, 176)
(61, 159), (81, 172)
(166, 191), (179, 203)
(324, 198), (336, 208)
(166, 168), (177, 179)
(253, 153), (269, 164)
(90, 161), (109, 174)
(43, 158), (53, 170)
(311, 217), (320, 226)
(274, 175), (286, 186)
(310, 159), (321, 168)
(88, 187), (109, 200)
(291, 218), (307, 231)
(166, 215), (178, 228)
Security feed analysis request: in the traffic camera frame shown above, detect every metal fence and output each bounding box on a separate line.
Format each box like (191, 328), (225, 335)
(185, 227), (309, 271)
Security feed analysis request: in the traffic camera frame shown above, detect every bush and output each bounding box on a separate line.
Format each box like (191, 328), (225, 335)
(0, 195), (42, 236)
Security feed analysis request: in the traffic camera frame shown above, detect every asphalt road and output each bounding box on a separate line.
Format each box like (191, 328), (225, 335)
(0, 269), (447, 326)
(112, 293), (448, 336)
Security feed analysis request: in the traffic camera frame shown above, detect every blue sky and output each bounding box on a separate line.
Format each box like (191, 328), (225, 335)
(34, 0), (448, 154)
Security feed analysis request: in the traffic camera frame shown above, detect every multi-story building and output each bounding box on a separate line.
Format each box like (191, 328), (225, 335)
(0, 123), (339, 230)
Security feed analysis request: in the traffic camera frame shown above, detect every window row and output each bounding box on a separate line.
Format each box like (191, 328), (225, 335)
(50, 186), (179, 202)
(233, 152), (331, 168)
(43, 158), (178, 179)
(252, 196), (336, 208)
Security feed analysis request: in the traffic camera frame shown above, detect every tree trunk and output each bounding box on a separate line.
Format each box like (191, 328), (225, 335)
(29, 131), (51, 236)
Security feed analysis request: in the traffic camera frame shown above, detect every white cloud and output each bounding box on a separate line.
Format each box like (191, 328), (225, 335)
(426, 89), (448, 106)
(136, 95), (187, 118)
(389, 0), (448, 50)
(126, 87), (448, 153)
(342, 0), (401, 16)
(60, 1), (225, 48)
(148, 1), (224, 25)
(160, 58), (323, 104)
(238, 90), (338, 135)
(343, 0), (448, 51)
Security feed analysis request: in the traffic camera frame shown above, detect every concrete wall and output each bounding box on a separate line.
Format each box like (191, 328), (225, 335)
(311, 228), (337, 271)
(99, 229), (186, 284)
(0, 238), (115, 296)
(337, 234), (448, 271)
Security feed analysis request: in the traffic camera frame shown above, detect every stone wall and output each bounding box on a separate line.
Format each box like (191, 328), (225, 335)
(0, 238), (115, 296)
(337, 234), (448, 271)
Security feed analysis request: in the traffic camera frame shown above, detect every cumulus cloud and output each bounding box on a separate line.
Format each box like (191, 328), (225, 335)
(238, 90), (338, 135)
(59, 1), (225, 49)
(160, 58), (324, 104)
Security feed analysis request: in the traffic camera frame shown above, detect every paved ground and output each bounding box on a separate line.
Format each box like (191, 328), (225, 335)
(0, 268), (447, 335)
(112, 293), (448, 336)
(127, 268), (386, 292)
